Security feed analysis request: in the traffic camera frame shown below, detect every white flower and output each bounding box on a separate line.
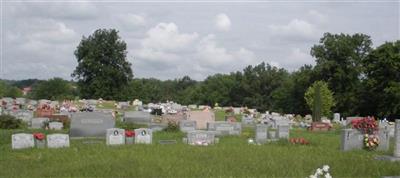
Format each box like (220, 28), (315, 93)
(325, 173), (332, 178)
(322, 165), (330, 172)
(248, 138), (254, 144)
(316, 168), (323, 175)
(309, 175), (317, 178)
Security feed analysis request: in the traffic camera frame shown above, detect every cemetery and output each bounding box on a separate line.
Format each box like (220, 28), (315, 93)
(0, 97), (399, 177)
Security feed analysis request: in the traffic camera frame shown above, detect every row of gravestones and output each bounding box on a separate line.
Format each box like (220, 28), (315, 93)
(179, 120), (241, 136)
(11, 128), (153, 150)
(2, 110), (64, 130)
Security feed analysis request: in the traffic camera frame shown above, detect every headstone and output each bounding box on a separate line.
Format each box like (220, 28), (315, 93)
(309, 122), (332, 131)
(70, 112), (115, 138)
(124, 111), (152, 125)
(47, 134), (70, 148)
(149, 123), (167, 132)
(31, 117), (49, 129)
(276, 124), (290, 139)
(376, 120), (400, 161)
(341, 129), (365, 151)
(378, 126), (390, 151)
(106, 128), (125, 145)
(242, 115), (254, 125)
(334, 113), (340, 121)
(187, 111), (215, 129)
(207, 121), (241, 136)
(255, 124), (268, 144)
(179, 120), (196, 133)
(158, 140), (177, 145)
(49, 122), (63, 130)
(184, 130), (217, 146)
(135, 128), (152, 144)
(16, 110), (34, 123)
(12, 133), (34, 149)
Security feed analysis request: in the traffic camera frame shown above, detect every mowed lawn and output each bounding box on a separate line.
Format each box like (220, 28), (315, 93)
(1, 127), (399, 178)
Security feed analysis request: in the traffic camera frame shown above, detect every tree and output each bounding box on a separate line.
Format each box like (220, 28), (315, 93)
(359, 40), (400, 118)
(304, 81), (335, 118)
(311, 33), (372, 116)
(72, 29), (133, 100)
(30, 78), (74, 100)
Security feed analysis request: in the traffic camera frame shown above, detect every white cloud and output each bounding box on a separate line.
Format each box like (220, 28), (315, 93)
(215, 13), (231, 31)
(308, 10), (327, 24)
(118, 13), (146, 28)
(268, 19), (318, 41)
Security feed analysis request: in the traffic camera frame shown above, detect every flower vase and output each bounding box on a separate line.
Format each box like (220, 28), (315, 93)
(35, 139), (46, 148)
(126, 137), (134, 144)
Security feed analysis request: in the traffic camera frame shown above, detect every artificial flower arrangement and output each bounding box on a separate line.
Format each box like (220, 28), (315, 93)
(308, 165), (332, 178)
(125, 130), (135, 137)
(289, 137), (310, 145)
(351, 117), (379, 150)
(33, 133), (45, 140)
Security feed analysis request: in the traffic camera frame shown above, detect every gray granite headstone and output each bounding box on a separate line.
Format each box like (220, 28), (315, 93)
(207, 121), (241, 136)
(106, 128), (125, 145)
(47, 134), (70, 148)
(179, 120), (196, 133)
(12, 133), (34, 149)
(255, 124), (268, 144)
(31, 117), (49, 129)
(49, 122), (63, 130)
(16, 110), (34, 124)
(184, 130), (217, 145)
(394, 120), (400, 157)
(124, 111), (151, 125)
(149, 123), (167, 132)
(378, 127), (390, 151)
(135, 128), (152, 144)
(276, 124), (290, 139)
(70, 112), (115, 138)
(341, 129), (364, 151)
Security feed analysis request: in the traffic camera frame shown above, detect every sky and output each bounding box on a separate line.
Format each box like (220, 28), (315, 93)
(2, 0), (399, 81)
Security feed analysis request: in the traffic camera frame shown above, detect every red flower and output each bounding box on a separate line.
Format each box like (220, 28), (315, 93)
(125, 130), (135, 137)
(33, 133), (45, 140)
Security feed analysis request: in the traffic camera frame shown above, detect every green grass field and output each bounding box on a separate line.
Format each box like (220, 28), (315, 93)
(1, 126), (399, 178)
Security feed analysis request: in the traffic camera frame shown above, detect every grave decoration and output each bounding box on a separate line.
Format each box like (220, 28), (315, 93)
(308, 165), (331, 178)
(125, 130), (135, 144)
(351, 117), (379, 150)
(289, 137), (310, 145)
(33, 132), (46, 148)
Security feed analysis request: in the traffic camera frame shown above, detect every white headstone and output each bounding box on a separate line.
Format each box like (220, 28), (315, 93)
(135, 128), (152, 144)
(106, 128), (125, 145)
(12, 133), (34, 149)
(47, 134), (70, 148)
(49, 122), (63, 130)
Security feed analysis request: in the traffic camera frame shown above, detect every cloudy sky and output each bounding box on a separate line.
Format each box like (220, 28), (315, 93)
(2, 1), (399, 80)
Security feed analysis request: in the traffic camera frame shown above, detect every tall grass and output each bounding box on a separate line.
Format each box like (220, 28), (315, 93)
(1, 127), (399, 178)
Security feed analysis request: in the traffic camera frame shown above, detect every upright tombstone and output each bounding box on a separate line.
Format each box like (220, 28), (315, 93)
(242, 115), (254, 125)
(16, 110), (34, 124)
(255, 124), (268, 144)
(207, 121), (241, 136)
(135, 128), (152, 144)
(341, 129), (364, 151)
(183, 130), (218, 146)
(49, 122), (63, 130)
(47, 134), (70, 148)
(124, 111), (151, 125)
(179, 120), (196, 133)
(276, 124), (290, 139)
(378, 126), (390, 151)
(31, 117), (49, 129)
(376, 119), (400, 161)
(12, 133), (34, 149)
(70, 112), (115, 138)
(333, 113), (340, 123)
(106, 128), (125, 145)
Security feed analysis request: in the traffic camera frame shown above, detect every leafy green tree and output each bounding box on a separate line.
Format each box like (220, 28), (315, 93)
(304, 81), (335, 118)
(72, 29), (133, 100)
(359, 40), (400, 118)
(311, 33), (372, 116)
(30, 78), (74, 100)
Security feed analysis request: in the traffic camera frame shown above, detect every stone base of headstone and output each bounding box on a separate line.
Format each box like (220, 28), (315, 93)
(125, 137), (134, 144)
(35, 139), (46, 148)
(375, 155), (400, 162)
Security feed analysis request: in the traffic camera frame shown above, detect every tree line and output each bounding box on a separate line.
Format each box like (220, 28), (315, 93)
(1, 29), (399, 119)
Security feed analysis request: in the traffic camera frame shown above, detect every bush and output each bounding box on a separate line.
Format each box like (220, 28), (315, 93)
(0, 115), (25, 129)
(164, 121), (179, 132)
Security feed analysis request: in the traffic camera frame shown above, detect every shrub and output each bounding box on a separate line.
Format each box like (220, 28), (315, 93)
(0, 115), (25, 129)
(164, 121), (179, 132)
